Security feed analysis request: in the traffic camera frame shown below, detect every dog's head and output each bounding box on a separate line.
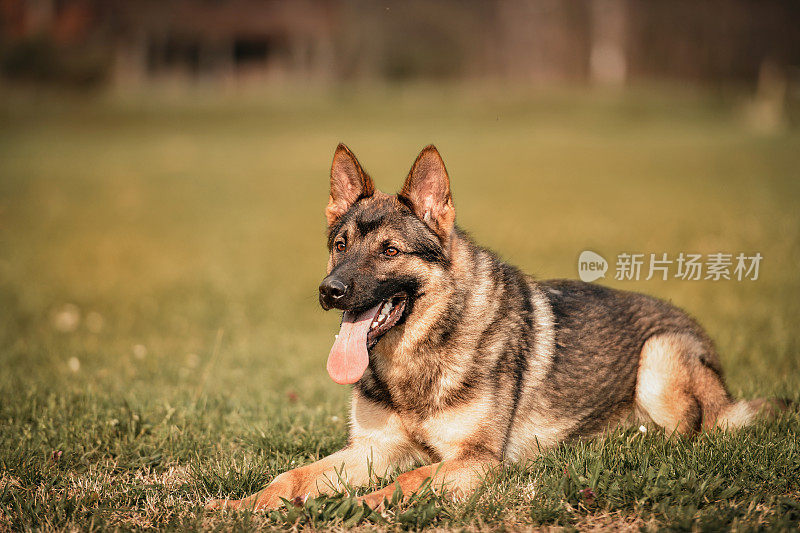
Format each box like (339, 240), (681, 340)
(319, 144), (456, 384)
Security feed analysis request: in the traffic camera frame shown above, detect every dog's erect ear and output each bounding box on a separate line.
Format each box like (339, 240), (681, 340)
(399, 145), (455, 243)
(326, 144), (375, 226)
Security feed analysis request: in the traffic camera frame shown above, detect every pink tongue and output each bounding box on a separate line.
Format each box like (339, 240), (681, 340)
(327, 304), (381, 385)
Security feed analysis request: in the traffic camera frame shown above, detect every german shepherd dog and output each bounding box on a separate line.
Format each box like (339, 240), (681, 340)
(208, 144), (788, 511)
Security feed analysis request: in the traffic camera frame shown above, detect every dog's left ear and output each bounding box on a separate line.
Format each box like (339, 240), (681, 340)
(399, 145), (455, 244)
(326, 143), (375, 226)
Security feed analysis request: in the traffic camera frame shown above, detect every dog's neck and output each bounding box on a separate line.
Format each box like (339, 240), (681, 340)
(361, 230), (529, 416)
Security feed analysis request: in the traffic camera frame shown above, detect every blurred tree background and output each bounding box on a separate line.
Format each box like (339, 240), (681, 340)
(2, 0), (799, 91)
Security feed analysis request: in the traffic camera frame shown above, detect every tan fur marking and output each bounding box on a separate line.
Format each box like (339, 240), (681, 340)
(415, 397), (498, 460)
(636, 333), (703, 434)
(358, 458), (499, 509)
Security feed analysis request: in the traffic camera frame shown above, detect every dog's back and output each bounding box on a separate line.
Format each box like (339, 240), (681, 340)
(504, 278), (724, 458)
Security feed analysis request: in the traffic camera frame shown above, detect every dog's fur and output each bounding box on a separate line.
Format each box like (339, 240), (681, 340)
(209, 144), (788, 511)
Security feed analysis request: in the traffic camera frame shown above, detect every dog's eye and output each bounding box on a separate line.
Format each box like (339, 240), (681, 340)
(335, 241), (346, 252)
(384, 247), (399, 257)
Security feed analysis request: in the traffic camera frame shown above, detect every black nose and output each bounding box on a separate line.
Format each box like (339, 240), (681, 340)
(319, 277), (348, 308)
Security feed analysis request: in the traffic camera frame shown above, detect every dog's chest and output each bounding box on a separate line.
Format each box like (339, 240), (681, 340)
(401, 396), (499, 460)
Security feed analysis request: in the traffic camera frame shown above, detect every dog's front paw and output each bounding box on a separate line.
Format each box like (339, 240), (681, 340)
(205, 497), (241, 511)
(207, 485), (298, 512)
(357, 489), (391, 510)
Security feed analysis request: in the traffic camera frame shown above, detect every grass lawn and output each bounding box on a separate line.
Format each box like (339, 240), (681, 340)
(0, 86), (799, 531)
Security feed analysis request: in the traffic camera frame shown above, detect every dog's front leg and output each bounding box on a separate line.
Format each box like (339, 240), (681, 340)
(207, 392), (414, 511)
(357, 457), (500, 509)
(206, 444), (407, 511)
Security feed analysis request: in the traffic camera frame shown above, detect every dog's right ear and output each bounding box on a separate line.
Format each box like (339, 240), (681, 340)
(399, 145), (455, 245)
(326, 144), (375, 226)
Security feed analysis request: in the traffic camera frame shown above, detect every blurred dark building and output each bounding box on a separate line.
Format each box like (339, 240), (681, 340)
(1, 0), (799, 88)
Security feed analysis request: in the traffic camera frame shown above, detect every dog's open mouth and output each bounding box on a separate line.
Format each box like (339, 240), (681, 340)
(366, 294), (407, 347)
(326, 294), (407, 385)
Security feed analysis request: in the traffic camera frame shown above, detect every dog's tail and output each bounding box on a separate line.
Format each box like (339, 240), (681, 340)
(684, 346), (793, 430)
(713, 397), (794, 429)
